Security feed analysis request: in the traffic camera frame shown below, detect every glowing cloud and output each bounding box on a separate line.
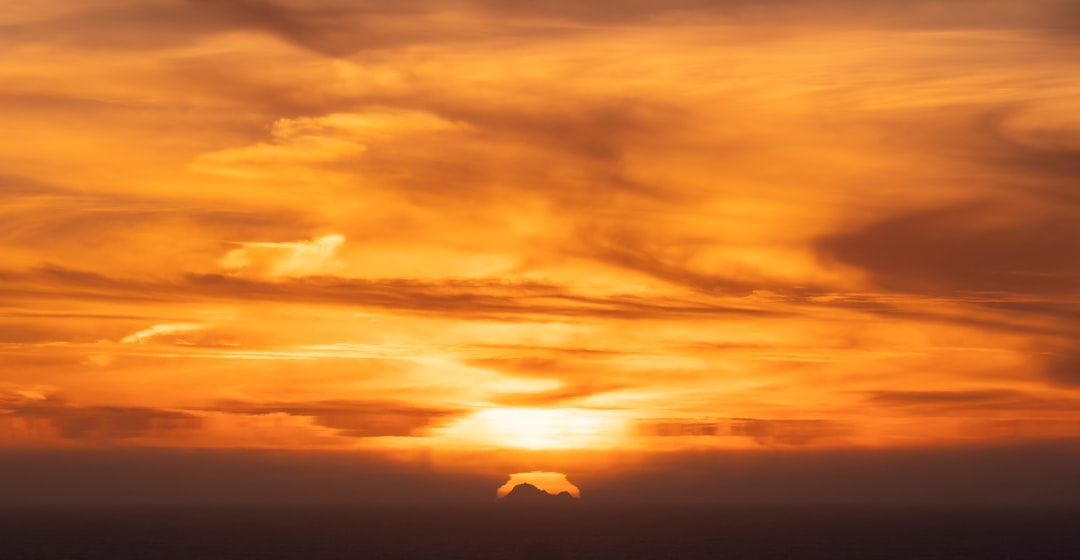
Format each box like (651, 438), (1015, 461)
(219, 234), (345, 278)
(189, 111), (466, 180)
(121, 324), (204, 344)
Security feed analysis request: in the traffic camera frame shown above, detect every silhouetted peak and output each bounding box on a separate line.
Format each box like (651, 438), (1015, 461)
(500, 483), (578, 503)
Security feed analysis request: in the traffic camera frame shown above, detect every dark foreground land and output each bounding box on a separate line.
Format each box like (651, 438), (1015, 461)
(1, 504), (1077, 560)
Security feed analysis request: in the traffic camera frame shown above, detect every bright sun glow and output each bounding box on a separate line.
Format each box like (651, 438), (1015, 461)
(437, 407), (628, 450)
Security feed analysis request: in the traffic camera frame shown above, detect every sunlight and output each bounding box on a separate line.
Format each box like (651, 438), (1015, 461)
(436, 407), (628, 450)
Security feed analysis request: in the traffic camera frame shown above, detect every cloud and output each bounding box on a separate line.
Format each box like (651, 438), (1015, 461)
(0, 174), (69, 197)
(217, 399), (463, 437)
(465, 357), (631, 406)
(814, 107), (1080, 300)
(0, 176), (319, 277)
(491, 382), (628, 407)
(1043, 343), (1080, 386)
(817, 201), (1080, 296)
(1, 389), (461, 446)
(121, 323), (204, 344)
(39, 406), (201, 441)
(863, 390), (1080, 412)
(0, 265), (775, 320)
(579, 224), (771, 295)
(219, 234), (345, 278)
(0, 0), (395, 56)
(189, 116), (366, 179)
(189, 111), (466, 184)
(5, 0), (1075, 61)
(0, 393), (202, 443)
(640, 418), (850, 446)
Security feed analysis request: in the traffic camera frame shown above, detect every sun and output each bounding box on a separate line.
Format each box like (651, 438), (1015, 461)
(436, 407), (628, 450)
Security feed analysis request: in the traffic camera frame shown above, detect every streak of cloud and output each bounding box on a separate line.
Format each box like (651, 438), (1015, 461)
(219, 234), (346, 278)
(121, 323), (204, 344)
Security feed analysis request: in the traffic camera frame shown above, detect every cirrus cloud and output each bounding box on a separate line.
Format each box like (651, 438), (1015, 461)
(219, 234), (346, 278)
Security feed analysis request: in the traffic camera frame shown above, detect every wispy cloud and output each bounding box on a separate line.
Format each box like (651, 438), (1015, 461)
(121, 323), (205, 344)
(219, 234), (346, 278)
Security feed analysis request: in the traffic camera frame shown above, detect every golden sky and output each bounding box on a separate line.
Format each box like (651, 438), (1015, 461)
(2, 0), (1080, 500)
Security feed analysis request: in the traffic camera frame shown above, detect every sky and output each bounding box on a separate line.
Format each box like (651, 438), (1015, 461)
(1, 0), (1079, 503)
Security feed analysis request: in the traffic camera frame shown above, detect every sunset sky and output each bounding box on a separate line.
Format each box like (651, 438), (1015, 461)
(2, 0), (1079, 503)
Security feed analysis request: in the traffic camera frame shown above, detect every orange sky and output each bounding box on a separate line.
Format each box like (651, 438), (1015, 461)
(2, 0), (1080, 497)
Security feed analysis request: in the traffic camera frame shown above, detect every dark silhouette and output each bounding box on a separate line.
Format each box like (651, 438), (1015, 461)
(499, 483), (578, 504)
